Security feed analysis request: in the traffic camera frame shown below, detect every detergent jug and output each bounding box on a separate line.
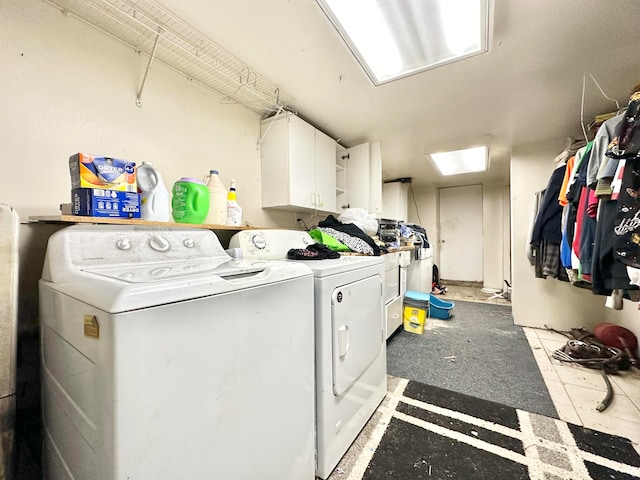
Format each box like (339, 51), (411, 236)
(203, 169), (228, 225)
(137, 162), (171, 222)
(171, 178), (209, 224)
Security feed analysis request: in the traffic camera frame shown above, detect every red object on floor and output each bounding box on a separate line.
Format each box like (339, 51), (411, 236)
(593, 323), (638, 351)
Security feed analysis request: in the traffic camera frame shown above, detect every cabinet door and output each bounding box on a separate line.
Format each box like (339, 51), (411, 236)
(315, 129), (336, 212)
(336, 145), (348, 212)
(385, 295), (403, 339)
(382, 182), (409, 222)
(345, 143), (371, 211)
(260, 115), (288, 208)
(288, 115), (317, 209)
(369, 142), (383, 216)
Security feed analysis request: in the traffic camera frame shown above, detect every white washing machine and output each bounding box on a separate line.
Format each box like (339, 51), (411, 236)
(39, 225), (316, 480)
(229, 230), (386, 479)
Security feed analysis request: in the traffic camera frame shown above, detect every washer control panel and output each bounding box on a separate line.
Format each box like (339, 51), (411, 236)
(228, 229), (314, 259)
(61, 225), (227, 268)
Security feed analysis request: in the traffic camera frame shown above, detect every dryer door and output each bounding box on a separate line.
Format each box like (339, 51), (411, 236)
(331, 275), (383, 396)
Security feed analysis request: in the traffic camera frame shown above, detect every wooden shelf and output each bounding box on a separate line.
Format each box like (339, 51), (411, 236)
(29, 215), (253, 231)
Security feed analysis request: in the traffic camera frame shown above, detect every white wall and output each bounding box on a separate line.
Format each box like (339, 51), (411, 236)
(0, 0), (293, 229)
(511, 139), (605, 329)
(483, 182), (509, 290)
(503, 185), (512, 284)
(1, 0), (302, 337)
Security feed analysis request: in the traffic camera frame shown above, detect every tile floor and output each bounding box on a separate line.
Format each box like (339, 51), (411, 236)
(440, 284), (640, 450)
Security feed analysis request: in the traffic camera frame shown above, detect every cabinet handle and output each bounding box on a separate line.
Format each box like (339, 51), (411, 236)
(318, 193), (323, 206)
(311, 193), (317, 206)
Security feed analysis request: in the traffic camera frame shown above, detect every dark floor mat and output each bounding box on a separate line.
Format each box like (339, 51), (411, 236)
(328, 377), (640, 480)
(387, 300), (558, 418)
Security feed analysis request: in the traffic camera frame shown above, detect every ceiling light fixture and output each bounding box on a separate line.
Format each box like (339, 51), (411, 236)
(316, 0), (491, 85)
(429, 146), (489, 176)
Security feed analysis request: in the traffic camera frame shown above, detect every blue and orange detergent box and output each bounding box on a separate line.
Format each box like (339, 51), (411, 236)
(69, 153), (140, 217)
(69, 153), (137, 192)
(72, 188), (140, 218)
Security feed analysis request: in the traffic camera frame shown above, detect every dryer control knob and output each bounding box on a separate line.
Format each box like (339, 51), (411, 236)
(116, 238), (132, 250)
(183, 238), (195, 248)
(149, 234), (170, 252)
(251, 234), (267, 250)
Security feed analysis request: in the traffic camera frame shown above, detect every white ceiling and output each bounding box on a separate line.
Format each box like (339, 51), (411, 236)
(158, 0), (640, 189)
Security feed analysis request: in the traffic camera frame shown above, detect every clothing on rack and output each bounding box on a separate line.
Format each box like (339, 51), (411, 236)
(586, 113), (625, 189)
(611, 89), (640, 269)
(530, 165), (567, 279)
(530, 84), (640, 308)
(526, 190), (545, 265)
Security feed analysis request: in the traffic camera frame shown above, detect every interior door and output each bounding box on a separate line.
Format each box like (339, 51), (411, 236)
(439, 185), (483, 282)
(331, 275), (382, 396)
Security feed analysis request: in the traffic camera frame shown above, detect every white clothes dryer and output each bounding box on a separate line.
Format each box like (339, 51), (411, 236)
(39, 225), (316, 480)
(229, 230), (386, 479)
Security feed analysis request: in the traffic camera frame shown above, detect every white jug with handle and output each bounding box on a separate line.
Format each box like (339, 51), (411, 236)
(203, 169), (228, 225)
(137, 162), (171, 222)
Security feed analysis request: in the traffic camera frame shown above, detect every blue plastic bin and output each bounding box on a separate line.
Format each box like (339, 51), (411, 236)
(404, 291), (455, 320)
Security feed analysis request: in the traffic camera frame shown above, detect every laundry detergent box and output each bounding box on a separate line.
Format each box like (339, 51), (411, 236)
(69, 153), (137, 192)
(72, 188), (140, 218)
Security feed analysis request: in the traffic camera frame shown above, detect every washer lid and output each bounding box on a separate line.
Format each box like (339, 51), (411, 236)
(40, 225), (313, 313)
(82, 258), (265, 283)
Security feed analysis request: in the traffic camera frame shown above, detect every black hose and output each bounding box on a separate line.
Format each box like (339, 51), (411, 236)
(596, 368), (613, 412)
(552, 342), (622, 412)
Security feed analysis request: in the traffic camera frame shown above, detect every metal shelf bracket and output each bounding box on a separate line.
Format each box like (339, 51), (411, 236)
(136, 30), (161, 107)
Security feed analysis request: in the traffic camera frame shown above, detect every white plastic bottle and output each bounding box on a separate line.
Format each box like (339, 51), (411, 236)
(136, 162), (171, 222)
(203, 169), (228, 225)
(226, 179), (243, 226)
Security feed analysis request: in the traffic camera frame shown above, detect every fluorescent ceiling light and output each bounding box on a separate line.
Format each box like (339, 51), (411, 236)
(430, 146), (488, 176)
(317, 0), (490, 85)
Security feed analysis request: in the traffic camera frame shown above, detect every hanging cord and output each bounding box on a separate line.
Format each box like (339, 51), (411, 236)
(409, 184), (423, 225)
(580, 75), (588, 143)
(580, 74), (622, 143)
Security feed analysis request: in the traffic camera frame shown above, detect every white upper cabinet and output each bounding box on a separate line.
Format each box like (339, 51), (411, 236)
(314, 128), (337, 212)
(344, 141), (383, 216)
(260, 113), (336, 213)
(382, 182), (409, 222)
